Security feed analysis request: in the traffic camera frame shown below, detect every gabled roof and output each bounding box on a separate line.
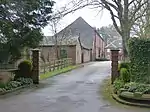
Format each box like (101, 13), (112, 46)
(43, 17), (104, 49)
(105, 39), (122, 49)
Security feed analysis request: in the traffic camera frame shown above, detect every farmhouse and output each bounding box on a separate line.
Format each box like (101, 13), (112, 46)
(40, 17), (105, 64)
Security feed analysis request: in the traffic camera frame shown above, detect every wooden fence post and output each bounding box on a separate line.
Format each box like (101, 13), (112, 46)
(54, 60), (56, 70)
(43, 62), (46, 74)
(60, 59), (63, 69)
(52, 60), (54, 71)
(111, 49), (119, 84)
(32, 49), (40, 84)
(49, 61), (51, 72)
(59, 60), (61, 70)
(70, 59), (72, 66)
(64, 58), (68, 68)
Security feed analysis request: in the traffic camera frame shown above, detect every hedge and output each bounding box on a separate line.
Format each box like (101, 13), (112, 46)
(128, 37), (150, 83)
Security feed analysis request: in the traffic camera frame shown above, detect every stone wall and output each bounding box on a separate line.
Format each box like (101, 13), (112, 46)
(40, 45), (77, 64)
(83, 49), (91, 63)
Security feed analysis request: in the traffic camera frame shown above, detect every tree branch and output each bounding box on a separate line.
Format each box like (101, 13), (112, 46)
(129, 0), (148, 26)
(101, 0), (122, 35)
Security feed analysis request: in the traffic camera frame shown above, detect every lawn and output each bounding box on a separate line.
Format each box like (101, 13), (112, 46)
(39, 65), (78, 80)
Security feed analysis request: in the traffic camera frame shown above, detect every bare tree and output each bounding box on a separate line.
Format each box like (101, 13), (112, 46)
(49, 18), (60, 59)
(99, 25), (121, 38)
(131, 1), (150, 38)
(54, 0), (149, 59)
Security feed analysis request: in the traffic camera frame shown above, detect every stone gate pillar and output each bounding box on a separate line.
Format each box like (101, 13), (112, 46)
(111, 50), (119, 84)
(32, 49), (40, 84)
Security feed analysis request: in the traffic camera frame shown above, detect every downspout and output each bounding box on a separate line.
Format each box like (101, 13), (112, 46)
(78, 33), (82, 49)
(94, 29), (97, 61)
(78, 33), (84, 63)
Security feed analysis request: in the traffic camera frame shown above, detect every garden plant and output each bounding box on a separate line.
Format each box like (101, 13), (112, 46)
(113, 38), (150, 104)
(0, 60), (33, 94)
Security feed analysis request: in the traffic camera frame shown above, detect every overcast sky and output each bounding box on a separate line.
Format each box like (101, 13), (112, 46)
(42, 0), (113, 36)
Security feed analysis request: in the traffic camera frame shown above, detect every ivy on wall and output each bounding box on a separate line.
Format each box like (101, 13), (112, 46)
(128, 37), (150, 83)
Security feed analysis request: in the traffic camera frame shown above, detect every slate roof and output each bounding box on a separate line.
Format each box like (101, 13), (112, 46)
(40, 35), (79, 46)
(40, 36), (54, 45)
(105, 39), (122, 49)
(41, 17), (104, 49)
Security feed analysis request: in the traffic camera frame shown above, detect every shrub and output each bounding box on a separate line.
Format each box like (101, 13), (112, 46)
(0, 79), (32, 93)
(0, 88), (6, 93)
(124, 82), (138, 89)
(0, 82), (5, 88)
(128, 38), (150, 83)
(5, 81), (22, 90)
(18, 60), (32, 72)
(136, 84), (150, 93)
(15, 60), (33, 79)
(144, 88), (150, 94)
(118, 62), (130, 72)
(123, 82), (150, 93)
(113, 79), (124, 94)
(114, 81), (150, 94)
(120, 68), (130, 83)
(16, 78), (33, 85)
(125, 82), (138, 92)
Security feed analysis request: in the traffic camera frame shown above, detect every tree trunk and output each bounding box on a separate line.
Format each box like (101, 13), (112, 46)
(121, 0), (130, 61)
(54, 34), (59, 60)
(55, 45), (59, 59)
(122, 30), (130, 61)
(122, 38), (128, 60)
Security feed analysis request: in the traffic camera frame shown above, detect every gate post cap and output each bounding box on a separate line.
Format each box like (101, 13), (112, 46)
(111, 49), (120, 51)
(31, 48), (41, 52)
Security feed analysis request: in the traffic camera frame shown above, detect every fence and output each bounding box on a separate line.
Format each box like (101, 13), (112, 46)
(0, 49), (73, 84)
(40, 58), (72, 74)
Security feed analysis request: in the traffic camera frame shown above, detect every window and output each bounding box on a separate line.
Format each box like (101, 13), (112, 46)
(60, 47), (67, 58)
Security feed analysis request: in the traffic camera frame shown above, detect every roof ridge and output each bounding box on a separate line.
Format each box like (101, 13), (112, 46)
(55, 17), (84, 35)
(54, 17), (104, 41)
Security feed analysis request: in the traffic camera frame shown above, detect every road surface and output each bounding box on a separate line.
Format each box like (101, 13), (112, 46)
(0, 62), (149, 112)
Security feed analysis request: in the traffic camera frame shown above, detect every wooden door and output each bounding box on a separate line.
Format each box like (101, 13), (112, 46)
(81, 52), (84, 63)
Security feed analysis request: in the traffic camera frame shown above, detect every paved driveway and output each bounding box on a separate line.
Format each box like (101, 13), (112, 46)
(0, 62), (149, 112)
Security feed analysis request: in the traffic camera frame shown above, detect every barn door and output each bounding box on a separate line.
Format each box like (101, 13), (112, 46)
(81, 52), (84, 63)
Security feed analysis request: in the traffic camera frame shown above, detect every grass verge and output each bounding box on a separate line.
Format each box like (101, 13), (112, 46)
(100, 77), (120, 105)
(100, 77), (137, 107)
(40, 65), (78, 80)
